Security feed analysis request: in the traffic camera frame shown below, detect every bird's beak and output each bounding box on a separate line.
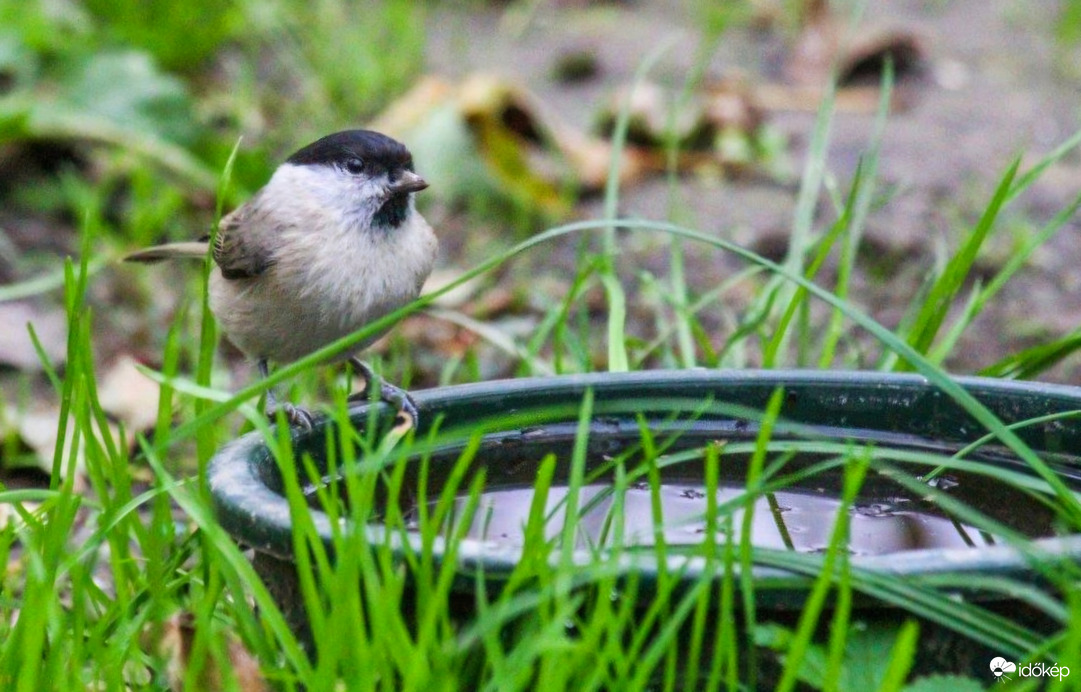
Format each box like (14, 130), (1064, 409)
(387, 170), (429, 196)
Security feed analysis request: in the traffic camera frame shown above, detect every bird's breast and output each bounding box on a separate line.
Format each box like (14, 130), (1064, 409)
(209, 214), (436, 365)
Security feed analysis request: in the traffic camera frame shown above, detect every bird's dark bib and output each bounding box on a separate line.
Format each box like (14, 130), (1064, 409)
(374, 194), (409, 229)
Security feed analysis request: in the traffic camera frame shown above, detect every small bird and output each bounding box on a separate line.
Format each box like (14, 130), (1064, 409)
(125, 130), (438, 429)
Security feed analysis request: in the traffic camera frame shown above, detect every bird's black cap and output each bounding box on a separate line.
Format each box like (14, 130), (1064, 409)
(286, 129), (413, 174)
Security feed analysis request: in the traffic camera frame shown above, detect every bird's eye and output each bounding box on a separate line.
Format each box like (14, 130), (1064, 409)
(343, 157), (365, 175)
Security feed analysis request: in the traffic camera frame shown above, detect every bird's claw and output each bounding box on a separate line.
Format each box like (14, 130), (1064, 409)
(259, 358), (315, 431)
(269, 402), (314, 430)
(386, 388), (419, 432)
(347, 359), (419, 431)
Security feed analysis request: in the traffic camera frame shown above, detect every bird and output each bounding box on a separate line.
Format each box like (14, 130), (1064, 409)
(125, 129), (438, 429)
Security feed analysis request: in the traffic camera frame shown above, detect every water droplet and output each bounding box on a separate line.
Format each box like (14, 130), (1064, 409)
(853, 503), (895, 517)
(926, 476), (959, 491)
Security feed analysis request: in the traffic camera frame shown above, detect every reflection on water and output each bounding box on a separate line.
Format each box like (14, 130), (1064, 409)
(305, 433), (1065, 557)
(409, 483), (1000, 555)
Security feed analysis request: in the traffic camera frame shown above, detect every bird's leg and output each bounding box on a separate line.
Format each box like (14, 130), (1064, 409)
(346, 358), (419, 429)
(258, 359), (314, 430)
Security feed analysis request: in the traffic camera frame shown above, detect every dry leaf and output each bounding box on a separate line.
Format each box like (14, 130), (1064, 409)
(6, 408), (89, 489)
(0, 400), (137, 491)
(839, 30), (924, 87)
(594, 78), (770, 174)
(783, 0), (925, 107)
(0, 301), (67, 371)
(97, 355), (162, 434)
(160, 612), (267, 692)
(456, 74), (577, 216)
(754, 82), (915, 115)
(597, 81), (709, 148)
(368, 75), (456, 136)
(424, 268), (485, 310)
(783, 0), (839, 87)
(371, 73), (649, 205)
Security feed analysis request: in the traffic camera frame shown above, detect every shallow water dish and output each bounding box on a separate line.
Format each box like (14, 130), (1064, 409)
(208, 370), (1081, 673)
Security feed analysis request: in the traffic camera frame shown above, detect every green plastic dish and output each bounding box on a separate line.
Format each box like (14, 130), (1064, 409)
(208, 370), (1081, 671)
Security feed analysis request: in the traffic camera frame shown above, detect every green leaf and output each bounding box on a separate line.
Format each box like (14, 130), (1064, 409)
(0, 32), (37, 87)
(759, 620), (923, 692)
(45, 50), (196, 145)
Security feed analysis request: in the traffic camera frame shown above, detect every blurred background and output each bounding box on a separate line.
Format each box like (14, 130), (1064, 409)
(2, 0), (1081, 472)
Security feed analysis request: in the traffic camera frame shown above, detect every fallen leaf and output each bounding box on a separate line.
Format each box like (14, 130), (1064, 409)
(466, 285), (520, 319)
(371, 74), (649, 211)
(0, 400), (136, 491)
(594, 78), (772, 174)
(0, 301), (67, 371)
(6, 407), (88, 489)
(3, 44), (216, 188)
(457, 74), (577, 216)
(160, 612), (267, 692)
(754, 82), (916, 115)
(367, 75), (456, 136)
(424, 268), (485, 310)
(783, 0), (839, 88)
(839, 30), (924, 87)
(596, 80), (712, 149)
(97, 355), (162, 434)
(783, 0), (925, 94)
(704, 77), (765, 134)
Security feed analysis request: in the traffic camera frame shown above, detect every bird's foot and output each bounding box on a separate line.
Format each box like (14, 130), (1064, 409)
(347, 358), (419, 431)
(268, 401), (315, 431)
(257, 358), (315, 430)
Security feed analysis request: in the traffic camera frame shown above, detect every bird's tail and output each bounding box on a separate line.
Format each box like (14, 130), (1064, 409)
(123, 242), (210, 263)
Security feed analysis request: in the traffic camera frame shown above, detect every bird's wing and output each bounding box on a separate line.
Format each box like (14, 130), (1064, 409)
(211, 198), (278, 280)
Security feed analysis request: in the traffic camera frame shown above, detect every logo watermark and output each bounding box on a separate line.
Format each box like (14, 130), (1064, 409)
(990, 656), (1069, 683)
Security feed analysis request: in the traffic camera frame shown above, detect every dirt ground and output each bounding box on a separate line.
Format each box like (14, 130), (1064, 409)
(424, 0), (1081, 381)
(2, 0), (1080, 454)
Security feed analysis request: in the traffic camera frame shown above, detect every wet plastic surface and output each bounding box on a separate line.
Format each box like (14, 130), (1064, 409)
(208, 370), (1081, 671)
(211, 370), (1081, 594)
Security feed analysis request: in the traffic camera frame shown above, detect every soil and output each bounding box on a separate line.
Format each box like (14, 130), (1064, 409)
(2, 1), (1080, 443)
(423, 0), (1081, 381)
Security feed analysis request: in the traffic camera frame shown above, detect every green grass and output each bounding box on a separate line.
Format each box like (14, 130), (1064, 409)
(3, 1), (1081, 690)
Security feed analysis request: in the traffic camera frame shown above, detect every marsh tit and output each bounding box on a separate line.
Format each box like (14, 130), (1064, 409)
(125, 130), (438, 429)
